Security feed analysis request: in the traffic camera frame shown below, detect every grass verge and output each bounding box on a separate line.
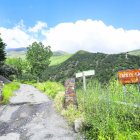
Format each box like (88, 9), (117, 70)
(34, 81), (64, 99)
(2, 82), (20, 104)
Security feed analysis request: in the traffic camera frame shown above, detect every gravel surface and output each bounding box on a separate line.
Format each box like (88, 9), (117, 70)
(0, 84), (79, 140)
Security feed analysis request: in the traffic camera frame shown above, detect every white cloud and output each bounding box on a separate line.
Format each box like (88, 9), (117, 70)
(0, 21), (38, 49)
(28, 21), (47, 33)
(0, 19), (140, 53)
(44, 19), (140, 53)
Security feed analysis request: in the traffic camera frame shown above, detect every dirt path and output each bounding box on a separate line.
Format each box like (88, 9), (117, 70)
(0, 84), (79, 140)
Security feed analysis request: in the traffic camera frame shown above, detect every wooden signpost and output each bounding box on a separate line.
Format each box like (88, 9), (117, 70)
(76, 70), (95, 91)
(118, 69), (140, 93)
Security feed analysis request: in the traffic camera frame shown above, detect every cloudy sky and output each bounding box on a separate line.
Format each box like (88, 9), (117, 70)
(0, 0), (140, 53)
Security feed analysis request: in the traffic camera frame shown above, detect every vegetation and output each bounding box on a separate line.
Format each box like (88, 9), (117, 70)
(0, 36), (6, 63)
(54, 80), (140, 139)
(129, 49), (140, 56)
(34, 81), (64, 98)
(6, 58), (29, 78)
(50, 54), (72, 66)
(41, 50), (140, 83)
(2, 36), (140, 139)
(2, 82), (20, 104)
(26, 42), (52, 77)
(0, 35), (17, 79)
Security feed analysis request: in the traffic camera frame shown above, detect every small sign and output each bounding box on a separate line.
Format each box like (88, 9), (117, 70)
(118, 69), (140, 84)
(76, 70), (95, 78)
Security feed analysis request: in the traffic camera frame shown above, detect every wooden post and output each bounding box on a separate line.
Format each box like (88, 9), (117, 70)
(82, 72), (86, 91)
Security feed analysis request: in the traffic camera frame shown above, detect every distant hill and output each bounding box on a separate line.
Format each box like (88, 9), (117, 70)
(53, 50), (68, 56)
(6, 47), (27, 52)
(41, 50), (140, 83)
(6, 48), (69, 58)
(128, 49), (140, 56)
(6, 47), (27, 58)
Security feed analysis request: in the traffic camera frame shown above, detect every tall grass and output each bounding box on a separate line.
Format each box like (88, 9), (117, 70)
(34, 81), (64, 98)
(54, 80), (140, 139)
(79, 80), (140, 139)
(2, 82), (20, 104)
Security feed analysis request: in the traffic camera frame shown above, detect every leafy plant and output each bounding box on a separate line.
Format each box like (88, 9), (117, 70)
(2, 82), (20, 104)
(34, 81), (64, 98)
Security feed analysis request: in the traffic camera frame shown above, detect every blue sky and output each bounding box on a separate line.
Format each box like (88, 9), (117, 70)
(0, 0), (140, 29)
(0, 0), (140, 53)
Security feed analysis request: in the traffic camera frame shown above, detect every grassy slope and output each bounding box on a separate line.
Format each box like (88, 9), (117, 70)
(6, 51), (72, 66)
(50, 54), (72, 66)
(7, 51), (26, 58)
(41, 50), (140, 83)
(129, 49), (140, 56)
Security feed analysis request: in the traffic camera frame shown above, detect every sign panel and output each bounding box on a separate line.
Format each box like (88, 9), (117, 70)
(118, 69), (140, 84)
(76, 70), (95, 78)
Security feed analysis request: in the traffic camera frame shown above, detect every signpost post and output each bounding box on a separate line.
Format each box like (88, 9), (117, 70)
(76, 70), (95, 91)
(76, 70), (95, 139)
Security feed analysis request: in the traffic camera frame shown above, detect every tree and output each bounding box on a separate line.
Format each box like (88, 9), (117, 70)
(6, 58), (29, 78)
(0, 35), (6, 64)
(26, 42), (52, 77)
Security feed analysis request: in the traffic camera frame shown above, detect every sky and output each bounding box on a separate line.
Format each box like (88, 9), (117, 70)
(0, 0), (140, 53)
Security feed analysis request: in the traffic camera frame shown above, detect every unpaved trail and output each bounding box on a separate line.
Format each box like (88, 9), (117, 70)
(0, 84), (79, 140)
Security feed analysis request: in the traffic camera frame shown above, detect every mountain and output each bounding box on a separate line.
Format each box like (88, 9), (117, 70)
(128, 49), (140, 56)
(6, 47), (27, 52)
(6, 47), (27, 58)
(6, 48), (68, 58)
(53, 50), (68, 56)
(41, 50), (140, 83)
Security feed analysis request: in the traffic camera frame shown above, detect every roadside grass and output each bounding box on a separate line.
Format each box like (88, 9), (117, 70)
(34, 81), (64, 98)
(2, 82), (20, 104)
(53, 80), (140, 139)
(33, 80), (140, 139)
(80, 80), (140, 139)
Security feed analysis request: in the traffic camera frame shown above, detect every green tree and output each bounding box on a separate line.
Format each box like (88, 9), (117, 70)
(6, 58), (30, 78)
(26, 42), (52, 77)
(0, 35), (6, 64)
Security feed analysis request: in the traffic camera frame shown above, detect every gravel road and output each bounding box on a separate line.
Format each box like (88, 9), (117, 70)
(0, 84), (79, 140)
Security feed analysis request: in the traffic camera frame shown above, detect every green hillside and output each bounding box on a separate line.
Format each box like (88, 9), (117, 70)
(7, 51), (26, 58)
(50, 54), (72, 66)
(6, 49), (71, 66)
(128, 49), (140, 56)
(41, 50), (140, 83)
